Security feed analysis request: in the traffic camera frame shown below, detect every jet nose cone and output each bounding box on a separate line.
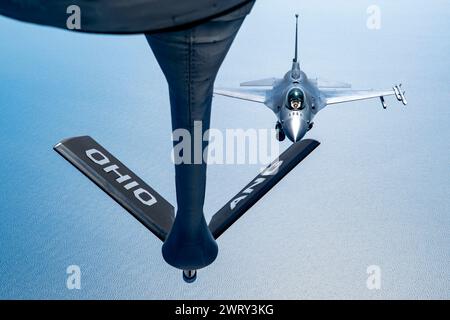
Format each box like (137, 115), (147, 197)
(284, 116), (304, 142)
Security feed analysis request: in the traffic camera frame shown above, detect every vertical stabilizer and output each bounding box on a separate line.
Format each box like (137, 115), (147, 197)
(291, 14), (301, 79)
(293, 14), (299, 63)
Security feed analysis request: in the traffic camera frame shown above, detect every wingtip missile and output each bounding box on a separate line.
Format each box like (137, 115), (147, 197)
(393, 84), (407, 105)
(398, 84), (408, 105)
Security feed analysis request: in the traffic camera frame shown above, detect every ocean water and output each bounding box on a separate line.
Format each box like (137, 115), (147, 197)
(0, 0), (449, 299)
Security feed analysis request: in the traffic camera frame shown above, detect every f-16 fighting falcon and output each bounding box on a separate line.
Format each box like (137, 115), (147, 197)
(0, 2), (406, 283)
(215, 14), (407, 143)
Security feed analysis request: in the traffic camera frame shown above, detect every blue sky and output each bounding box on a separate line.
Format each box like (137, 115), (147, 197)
(0, 0), (448, 299)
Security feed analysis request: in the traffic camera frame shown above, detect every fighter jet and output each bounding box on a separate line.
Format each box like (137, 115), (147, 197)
(214, 14), (407, 143)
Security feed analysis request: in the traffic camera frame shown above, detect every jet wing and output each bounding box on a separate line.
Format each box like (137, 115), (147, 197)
(323, 85), (407, 106)
(240, 77), (278, 87)
(214, 87), (268, 104)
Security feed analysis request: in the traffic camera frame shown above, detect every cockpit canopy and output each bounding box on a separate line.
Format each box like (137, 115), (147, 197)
(287, 88), (305, 110)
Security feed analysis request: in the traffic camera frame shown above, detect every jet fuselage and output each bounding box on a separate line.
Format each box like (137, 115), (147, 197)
(266, 63), (323, 142)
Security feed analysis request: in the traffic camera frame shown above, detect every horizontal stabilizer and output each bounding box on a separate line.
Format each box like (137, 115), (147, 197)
(209, 139), (320, 239)
(240, 77), (278, 87)
(313, 78), (352, 89)
(54, 136), (174, 241)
